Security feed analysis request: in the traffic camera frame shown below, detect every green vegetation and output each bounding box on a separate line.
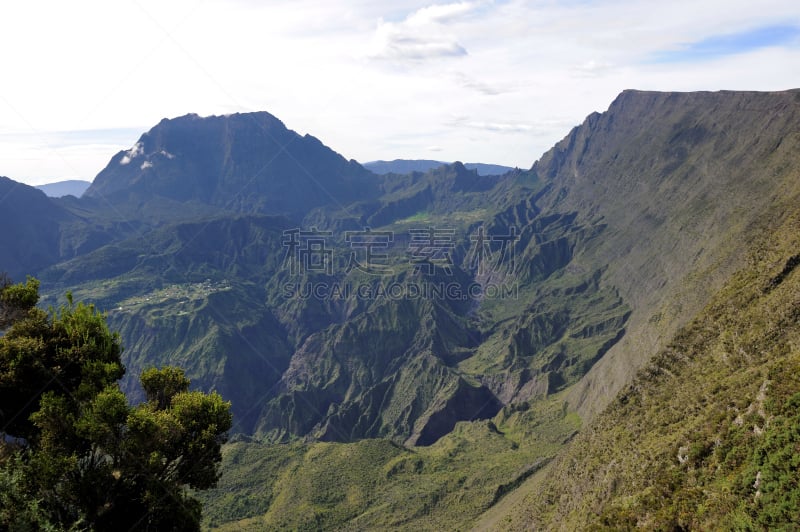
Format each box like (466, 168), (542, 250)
(490, 210), (800, 529)
(0, 277), (232, 530)
(199, 394), (579, 530)
(399, 210), (430, 223)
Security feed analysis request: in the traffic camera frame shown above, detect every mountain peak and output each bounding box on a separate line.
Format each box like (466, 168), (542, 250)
(83, 111), (377, 218)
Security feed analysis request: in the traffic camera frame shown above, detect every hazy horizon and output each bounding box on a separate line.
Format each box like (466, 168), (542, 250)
(2, 0), (799, 186)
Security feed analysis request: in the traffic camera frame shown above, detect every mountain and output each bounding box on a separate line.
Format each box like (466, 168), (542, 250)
(35, 179), (91, 198)
(196, 89), (800, 528)
(8, 91), (800, 528)
(535, 89), (800, 421)
(364, 159), (514, 176)
(45, 148), (629, 444)
(482, 199), (800, 530)
(40, 213), (295, 433)
(84, 112), (379, 220)
(471, 89), (800, 531)
(0, 176), (77, 279)
(0, 177), (145, 282)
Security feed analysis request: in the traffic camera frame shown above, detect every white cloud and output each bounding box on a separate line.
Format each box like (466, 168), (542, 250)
(571, 61), (616, 78)
(119, 142), (144, 165)
(369, 2), (484, 62)
(451, 72), (506, 95)
(449, 118), (534, 133)
(406, 2), (480, 25)
(370, 30), (467, 61)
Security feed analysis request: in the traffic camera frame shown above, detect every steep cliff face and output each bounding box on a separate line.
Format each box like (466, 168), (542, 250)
(526, 89), (800, 421)
(481, 196), (800, 532)
(470, 89), (800, 529)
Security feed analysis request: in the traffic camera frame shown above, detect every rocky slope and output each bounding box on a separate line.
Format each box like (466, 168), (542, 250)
(529, 89), (800, 422)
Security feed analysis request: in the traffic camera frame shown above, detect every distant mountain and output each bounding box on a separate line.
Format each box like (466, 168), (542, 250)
(84, 112), (379, 220)
(35, 179), (91, 198)
(364, 159), (514, 176)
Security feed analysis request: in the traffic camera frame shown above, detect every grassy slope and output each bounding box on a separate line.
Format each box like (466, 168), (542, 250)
(199, 395), (579, 530)
(480, 202), (800, 529)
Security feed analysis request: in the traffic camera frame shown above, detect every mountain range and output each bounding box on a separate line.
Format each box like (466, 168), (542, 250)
(35, 179), (92, 198)
(2, 88), (799, 529)
(363, 159), (514, 176)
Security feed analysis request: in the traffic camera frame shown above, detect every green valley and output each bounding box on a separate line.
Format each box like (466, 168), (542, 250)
(2, 88), (800, 529)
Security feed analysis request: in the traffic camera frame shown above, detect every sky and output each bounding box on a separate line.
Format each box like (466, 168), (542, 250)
(1, 1), (799, 186)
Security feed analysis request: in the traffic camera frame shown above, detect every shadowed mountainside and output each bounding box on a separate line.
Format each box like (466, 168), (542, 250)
(84, 111), (379, 220)
(0, 177), (78, 279)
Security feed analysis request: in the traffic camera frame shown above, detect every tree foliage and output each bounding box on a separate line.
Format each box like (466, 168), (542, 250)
(0, 277), (232, 530)
(0, 274), (39, 330)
